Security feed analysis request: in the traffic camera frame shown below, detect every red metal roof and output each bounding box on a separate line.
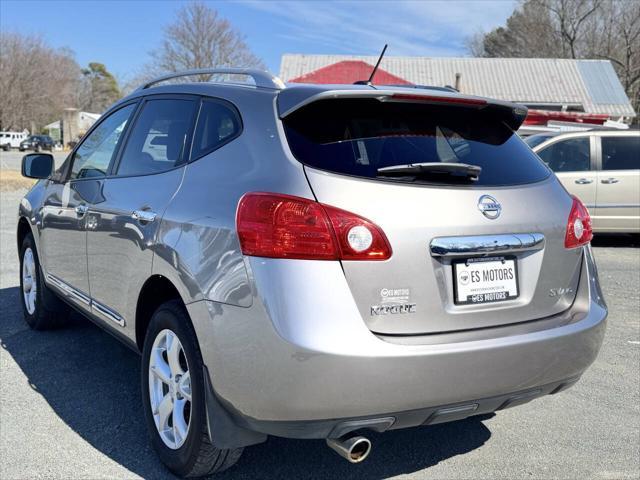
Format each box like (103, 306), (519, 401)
(288, 60), (413, 85)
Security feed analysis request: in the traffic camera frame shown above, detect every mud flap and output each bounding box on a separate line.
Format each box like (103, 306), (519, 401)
(203, 366), (267, 449)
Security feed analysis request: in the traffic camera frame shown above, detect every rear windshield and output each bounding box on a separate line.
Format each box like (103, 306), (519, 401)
(283, 99), (551, 186)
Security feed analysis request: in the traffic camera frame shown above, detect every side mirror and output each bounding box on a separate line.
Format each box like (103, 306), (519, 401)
(22, 153), (54, 179)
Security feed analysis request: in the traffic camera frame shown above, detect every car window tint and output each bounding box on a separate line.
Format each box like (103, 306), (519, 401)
(117, 99), (197, 176)
(537, 137), (590, 172)
(601, 136), (640, 171)
(70, 104), (135, 180)
(191, 100), (241, 159)
(283, 99), (550, 187)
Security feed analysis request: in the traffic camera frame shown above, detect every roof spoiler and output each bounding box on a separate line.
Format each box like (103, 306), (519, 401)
(278, 89), (528, 131)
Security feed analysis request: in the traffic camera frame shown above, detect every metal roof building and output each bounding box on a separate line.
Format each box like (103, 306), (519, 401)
(280, 55), (636, 119)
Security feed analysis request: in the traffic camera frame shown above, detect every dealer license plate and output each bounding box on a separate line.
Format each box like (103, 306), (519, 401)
(453, 256), (518, 305)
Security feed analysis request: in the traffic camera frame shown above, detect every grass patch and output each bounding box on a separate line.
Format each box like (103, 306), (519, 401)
(0, 169), (35, 192)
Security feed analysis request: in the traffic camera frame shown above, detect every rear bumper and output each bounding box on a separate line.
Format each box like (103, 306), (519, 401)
(188, 246), (606, 439)
(236, 376), (581, 440)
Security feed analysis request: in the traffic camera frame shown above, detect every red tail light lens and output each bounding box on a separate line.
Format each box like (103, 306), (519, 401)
(322, 203), (392, 260)
(565, 196), (593, 249)
(236, 192), (392, 261)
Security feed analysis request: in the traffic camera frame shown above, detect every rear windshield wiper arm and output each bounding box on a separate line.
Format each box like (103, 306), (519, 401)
(377, 162), (481, 181)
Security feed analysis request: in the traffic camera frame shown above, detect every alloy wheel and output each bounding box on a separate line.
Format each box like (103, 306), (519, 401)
(22, 248), (37, 315)
(148, 329), (192, 449)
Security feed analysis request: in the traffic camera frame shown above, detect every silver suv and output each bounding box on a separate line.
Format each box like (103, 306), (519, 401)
(17, 68), (607, 477)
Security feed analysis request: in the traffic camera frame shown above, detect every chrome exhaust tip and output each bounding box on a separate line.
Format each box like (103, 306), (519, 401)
(326, 435), (372, 463)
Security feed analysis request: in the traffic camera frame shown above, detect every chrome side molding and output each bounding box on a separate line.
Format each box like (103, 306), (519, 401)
(92, 300), (126, 327)
(46, 274), (91, 306)
(430, 233), (545, 257)
(45, 273), (125, 327)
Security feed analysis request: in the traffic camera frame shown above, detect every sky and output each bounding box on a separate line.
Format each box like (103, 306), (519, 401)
(0, 0), (516, 82)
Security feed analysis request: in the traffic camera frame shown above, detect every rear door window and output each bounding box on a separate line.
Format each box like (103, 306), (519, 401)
(537, 137), (591, 172)
(282, 99), (550, 186)
(117, 98), (197, 177)
(601, 136), (640, 171)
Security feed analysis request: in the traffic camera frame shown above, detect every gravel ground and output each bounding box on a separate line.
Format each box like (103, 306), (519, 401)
(1, 156), (638, 479)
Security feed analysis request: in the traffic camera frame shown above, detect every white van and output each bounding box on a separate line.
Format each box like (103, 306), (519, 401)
(1, 131), (29, 150)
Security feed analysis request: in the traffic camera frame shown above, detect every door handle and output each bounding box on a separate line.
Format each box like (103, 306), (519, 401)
(131, 209), (157, 223)
(574, 178), (593, 184)
(75, 205), (88, 216)
(601, 178), (619, 184)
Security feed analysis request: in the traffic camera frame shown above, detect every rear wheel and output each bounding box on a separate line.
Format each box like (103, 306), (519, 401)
(141, 300), (243, 477)
(19, 233), (69, 329)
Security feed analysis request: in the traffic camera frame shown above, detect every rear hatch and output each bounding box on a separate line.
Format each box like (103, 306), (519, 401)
(278, 89), (583, 335)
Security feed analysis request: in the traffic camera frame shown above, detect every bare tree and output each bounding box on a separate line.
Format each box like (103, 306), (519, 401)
(148, 1), (264, 81)
(586, 1), (640, 100)
(0, 32), (82, 131)
(543, 0), (602, 58)
(468, 0), (640, 119)
(469, 1), (562, 58)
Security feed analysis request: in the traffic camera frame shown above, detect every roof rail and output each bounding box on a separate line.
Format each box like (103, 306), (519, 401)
(136, 68), (285, 91)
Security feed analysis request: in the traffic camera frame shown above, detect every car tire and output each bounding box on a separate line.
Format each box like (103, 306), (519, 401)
(19, 232), (69, 330)
(141, 300), (243, 477)
(34, 145), (40, 153)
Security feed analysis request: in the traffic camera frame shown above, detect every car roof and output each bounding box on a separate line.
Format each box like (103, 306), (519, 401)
(542, 129), (639, 139)
(115, 68), (528, 130)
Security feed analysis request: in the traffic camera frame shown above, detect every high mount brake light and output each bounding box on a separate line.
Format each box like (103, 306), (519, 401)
(236, 193), (392, 261)
(564, 196), (593, 249)
(389, 93), (487, 106)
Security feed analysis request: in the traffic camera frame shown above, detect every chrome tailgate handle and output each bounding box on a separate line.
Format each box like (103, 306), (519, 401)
(430, 233), (545, 257)
(132, 210), (157, 223)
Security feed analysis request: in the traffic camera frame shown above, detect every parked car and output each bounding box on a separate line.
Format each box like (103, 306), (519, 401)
(526, 129), (640, 233)
(1, 130), (28, 150)
(17, 68), (607, 478)
(19, 134), (54, 152)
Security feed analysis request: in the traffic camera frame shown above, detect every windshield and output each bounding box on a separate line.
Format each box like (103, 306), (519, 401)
(524, 134), (555, 149)
(283, 99), (550, 187)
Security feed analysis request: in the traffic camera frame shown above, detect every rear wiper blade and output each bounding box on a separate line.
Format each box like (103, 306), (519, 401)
(377, 162), (481, 181)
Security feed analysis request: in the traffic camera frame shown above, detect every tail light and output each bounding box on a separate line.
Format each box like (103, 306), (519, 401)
(565, 196), (593, 249)
(236, 192), (392, 260)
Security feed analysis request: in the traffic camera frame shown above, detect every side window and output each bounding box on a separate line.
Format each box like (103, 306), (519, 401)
(117, 99), (197, 177)
(537, 137), (590, 173)
(602, 136), (640, 171)
(191, 99), (241, 159)
(70, 104), (136, 180)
